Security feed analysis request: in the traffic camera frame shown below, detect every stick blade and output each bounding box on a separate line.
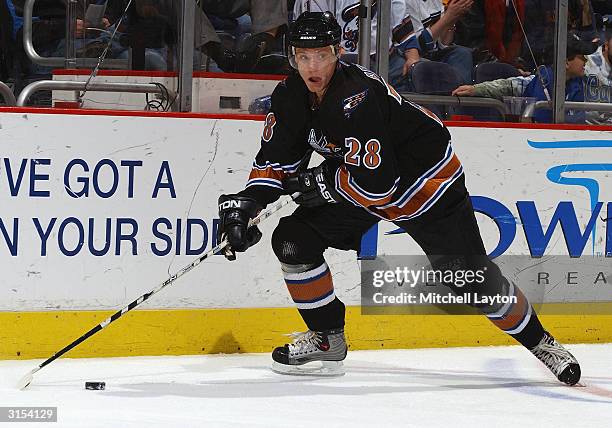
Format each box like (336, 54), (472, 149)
(17, 371), (34, 390)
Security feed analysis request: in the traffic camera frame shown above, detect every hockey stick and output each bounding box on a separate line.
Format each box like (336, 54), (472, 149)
(17, 193), (298, 390)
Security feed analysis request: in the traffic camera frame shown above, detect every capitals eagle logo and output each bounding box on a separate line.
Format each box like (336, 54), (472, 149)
(343, 89), (368, 118)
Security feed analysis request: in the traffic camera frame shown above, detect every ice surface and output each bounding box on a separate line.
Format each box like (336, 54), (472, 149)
(1, 344), (610, 427)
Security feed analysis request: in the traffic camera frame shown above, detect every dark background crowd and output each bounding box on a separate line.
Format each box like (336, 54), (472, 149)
(1, 0), (611, 123)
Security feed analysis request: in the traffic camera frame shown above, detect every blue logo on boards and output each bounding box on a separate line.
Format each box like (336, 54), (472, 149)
(359, 140), (612, 259)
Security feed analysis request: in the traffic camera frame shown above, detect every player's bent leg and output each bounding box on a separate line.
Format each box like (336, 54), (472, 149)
(474, 272), (580, 385)
(272, 215), (345, 331)
(397, 184), (580, 385)
(468, 261), (545, 349)
(270, 215), (347, 376)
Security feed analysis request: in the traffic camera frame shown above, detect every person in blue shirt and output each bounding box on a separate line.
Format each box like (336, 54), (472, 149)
(452, 34), (597, 123)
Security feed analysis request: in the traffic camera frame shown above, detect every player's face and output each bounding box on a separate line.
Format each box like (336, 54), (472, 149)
(293, 46), (338, 97)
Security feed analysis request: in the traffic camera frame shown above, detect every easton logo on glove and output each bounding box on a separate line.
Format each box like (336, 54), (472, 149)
(315, 171), (336, 203)
(217, 194), (263, 260)
(219, 199), (241, 211)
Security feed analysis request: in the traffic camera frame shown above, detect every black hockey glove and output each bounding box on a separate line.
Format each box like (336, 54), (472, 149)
(217, 194), (263, 261)
(282, 163), (342, 208)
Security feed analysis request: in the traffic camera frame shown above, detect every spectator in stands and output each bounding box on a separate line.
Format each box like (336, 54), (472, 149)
(293, 0), (474, 90)
(9, 0), (66, 61)
(121, 0), (176, 70)
(90, 1), (231, 72)
(8, 0), (130, 63)
(196, 7), (239, 72)
(8, 0), (179, 71)
(570, 0), (598, 41)
(454, 0), (526, 68)
(585, 31), (612, 123)
(392, 0), (474, 87)
(201, 0), (289, 72)
(521, 0), (598, 70)
(451, 34), (597, 123)
(10, 0), (128, 47)
(59, 1), (132, 58)
(293, 0), (405, 59)
(452, 0), (486, 62)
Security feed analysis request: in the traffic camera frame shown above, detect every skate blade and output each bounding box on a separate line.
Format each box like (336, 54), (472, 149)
(271, 360), (345, 377)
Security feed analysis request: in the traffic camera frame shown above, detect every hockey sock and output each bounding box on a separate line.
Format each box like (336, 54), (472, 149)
(272, 215), (345, 331)
(281, 261), (345, 331)
(483, 280), (545, 349)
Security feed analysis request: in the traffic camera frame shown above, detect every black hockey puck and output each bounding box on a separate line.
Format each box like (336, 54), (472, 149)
(85, 381), (105, 390)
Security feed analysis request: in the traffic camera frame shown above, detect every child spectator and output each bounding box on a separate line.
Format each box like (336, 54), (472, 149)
(452, 34), (597, 123)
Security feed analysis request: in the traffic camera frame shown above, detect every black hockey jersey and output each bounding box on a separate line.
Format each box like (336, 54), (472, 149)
(239, 61), (463, 222)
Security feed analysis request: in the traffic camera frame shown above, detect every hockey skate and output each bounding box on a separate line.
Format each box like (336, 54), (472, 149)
(271, 328), (347, 376)
(530, 331), (581, 386)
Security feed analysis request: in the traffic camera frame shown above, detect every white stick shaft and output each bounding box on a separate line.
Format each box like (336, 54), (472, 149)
(17, 194), (297, 389)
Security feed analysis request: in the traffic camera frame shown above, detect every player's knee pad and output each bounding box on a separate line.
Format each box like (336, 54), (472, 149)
(272, 215), (326, 265)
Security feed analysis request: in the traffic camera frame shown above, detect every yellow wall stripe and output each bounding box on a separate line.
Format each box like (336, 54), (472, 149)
(1, 307), (611, 359)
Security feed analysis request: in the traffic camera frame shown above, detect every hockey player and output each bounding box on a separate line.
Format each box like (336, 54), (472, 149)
(217, 11), (581, 385)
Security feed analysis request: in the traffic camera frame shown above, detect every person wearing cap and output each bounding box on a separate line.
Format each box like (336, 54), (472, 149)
(452, 34), (597, 123)
(215, 11), (582, 384)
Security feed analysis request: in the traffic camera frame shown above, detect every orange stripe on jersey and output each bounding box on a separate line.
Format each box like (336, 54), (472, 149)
(286, 270), (334, 302)
(373, 153), (462, 220)
(488, 287), (529, 331)
(248, 167), (287, 182)
(336, 167), (396, 207)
